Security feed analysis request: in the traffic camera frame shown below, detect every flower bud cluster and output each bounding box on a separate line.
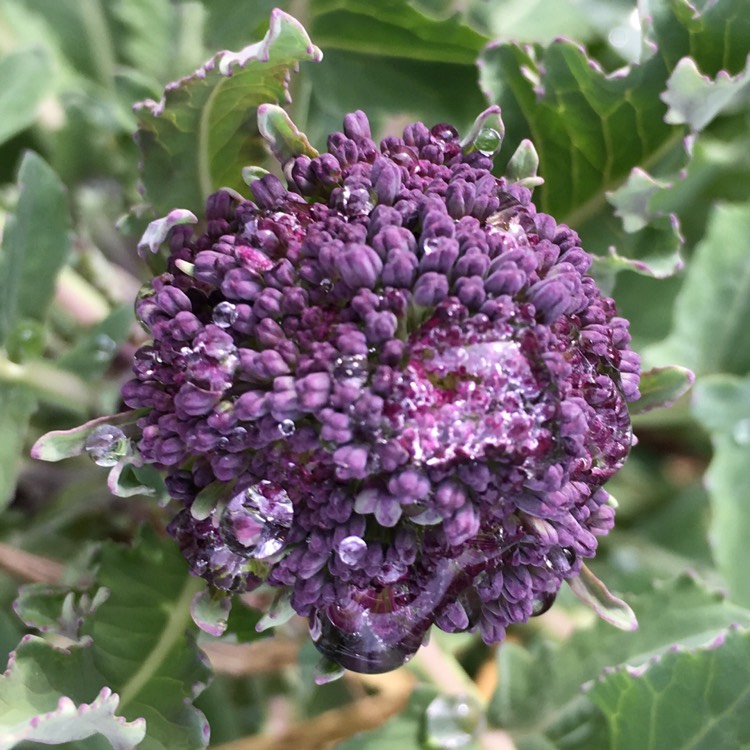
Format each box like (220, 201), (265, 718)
(125, 110), (639, 671)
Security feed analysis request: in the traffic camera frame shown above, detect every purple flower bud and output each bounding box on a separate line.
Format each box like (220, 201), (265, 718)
(413, 272), (449, 306)
(338, 244), (383, 290)
(174, 383), (222, 417)
(343, 110), (372, 142)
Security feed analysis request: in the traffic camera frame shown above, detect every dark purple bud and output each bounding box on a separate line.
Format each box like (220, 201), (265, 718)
(364, 311), (398, 343)
(343, 110), (372, 142)
(445, 180), (476, 219)
(403, 121), (431, 149)
(170, 311), (203, 342)
(338, 244), (383, 290)
(221, 267), (263, 301)
(251, 174), (288, 209)
(253, 287), (283, 319)
(310, 153), (343, 187)
(174, 383), (222, 417)
(453, 275), (486, 309)
(296, 372), (332, 412)
(371, 158), (402, 206)
(333, 444), (370, 480)
(413, 272), (449, 307)
(235, 390), (270, 420)
(156, 286), (192, 316)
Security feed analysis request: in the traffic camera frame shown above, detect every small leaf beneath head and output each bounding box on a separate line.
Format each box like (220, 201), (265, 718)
(257, 103), (318, 165)
(567, 564), (638, 631)
(630, 366), (695, 415)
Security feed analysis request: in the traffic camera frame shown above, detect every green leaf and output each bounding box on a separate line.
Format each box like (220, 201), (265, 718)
(0, 47), (53, 146)
(1, 529), (210, 750)
(692, 373), (750, 435)
(0, 384), (37, 510)
(630, 365), (695, 414)
(644, 202), (750, 375)
(134, 9), (322, 215)
(307, 0), (487, 64)
(302, 0), (488, 146)
(333, 685), (440, 750)
(0, 664), (146, 750)
(662, 56), (750, 132)
(257, 103), (319, 165)
(488, 575), (750, 747)
(588, 626), (750, 750)
(0, 151), (70, 345)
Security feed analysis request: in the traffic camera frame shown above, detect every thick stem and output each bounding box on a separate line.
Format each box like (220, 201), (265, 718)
(54, 266), (111, 326)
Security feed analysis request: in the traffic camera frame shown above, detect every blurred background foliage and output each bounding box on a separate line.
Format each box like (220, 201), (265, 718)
(1, 0), (750, 748)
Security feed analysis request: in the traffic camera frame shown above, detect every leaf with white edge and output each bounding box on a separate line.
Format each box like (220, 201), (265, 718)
(0, 151), (70, 345)
(107, 459), (168, 500)
(0, 679), (145, 750)
(588, 626), (750, 750)
(13, 585), (110, 642)
(607, 167), (673, 234)
(662, 55), (750, 132)
(460, 105), (504, 151)
(630, 366), (695, 415)
(190, 588), (231, 637)
(135, 9), (322, 215)
(30, 410), (147, 462)
(137, 209), (198, 257)
(257, 103), (318, 167)
(4, 528), (210, 750)
(567, 564), (639, 632)
(488, 574), (750, 744)
(643, 202), (750, 375)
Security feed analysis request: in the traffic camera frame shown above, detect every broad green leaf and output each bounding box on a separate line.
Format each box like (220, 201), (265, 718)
(134, 9), (322, 216)
(0, 384), (37, 510)
(1, 529), (210, 750)
(0, 664), (145, 750)
(630, 365), (694, 414)
(307, 0), (487, 64)
(643, 202), (750, 375)
(588, 626), (750, 750)
(0, 47), (53, 146)
(488, 575), (750, 747)
(333, 685), (441, 750)
(302, 0), (488, 145)
(0, 151), (70, 345)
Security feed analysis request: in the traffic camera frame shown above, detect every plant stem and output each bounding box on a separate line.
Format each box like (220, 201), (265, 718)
(410, 636), (485, 705)
(0, 353), (99, 414)
(54, 266), (111, 326)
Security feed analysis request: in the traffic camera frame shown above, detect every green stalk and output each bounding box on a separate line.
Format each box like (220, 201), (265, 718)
(0, 353), (99, 414)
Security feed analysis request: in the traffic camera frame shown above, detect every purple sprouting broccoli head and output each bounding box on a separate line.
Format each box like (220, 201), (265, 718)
(124, 110), (640, 673)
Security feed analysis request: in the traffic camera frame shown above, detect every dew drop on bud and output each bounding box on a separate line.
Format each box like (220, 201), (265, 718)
(333, 354), (368, 386)
(530, 590), (557, 617)
(92, 334), (117, 363)
(423, 694), (485, 750)
(85, 425), (131, 467)
(278, 419), (296, 437)
(212, 301), (238, 328)
(320, 278), (334, 293)
(337, 536), (368, 566)
(473, 127), (502, 157)
(423, 237), (440, 256)
(220, 482), (294, 560)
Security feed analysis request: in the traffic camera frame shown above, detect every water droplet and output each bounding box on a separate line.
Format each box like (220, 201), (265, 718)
(278, 419), (296, 437)
(337, 536), (368, 566)
(473, 127), (502, 157)
(423, 694), (485, 750)
(530, 590), (557, 617)
(423, 237), (440, 255)
(547, 546), (577, 574)
(220, 481), (293, 560)
(320, 278), (334, 293)
(333, 354), (369, 385)
(85, 424), (131, 467)
(733, 418), (750, 446)
(212, 301), (238, 328)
